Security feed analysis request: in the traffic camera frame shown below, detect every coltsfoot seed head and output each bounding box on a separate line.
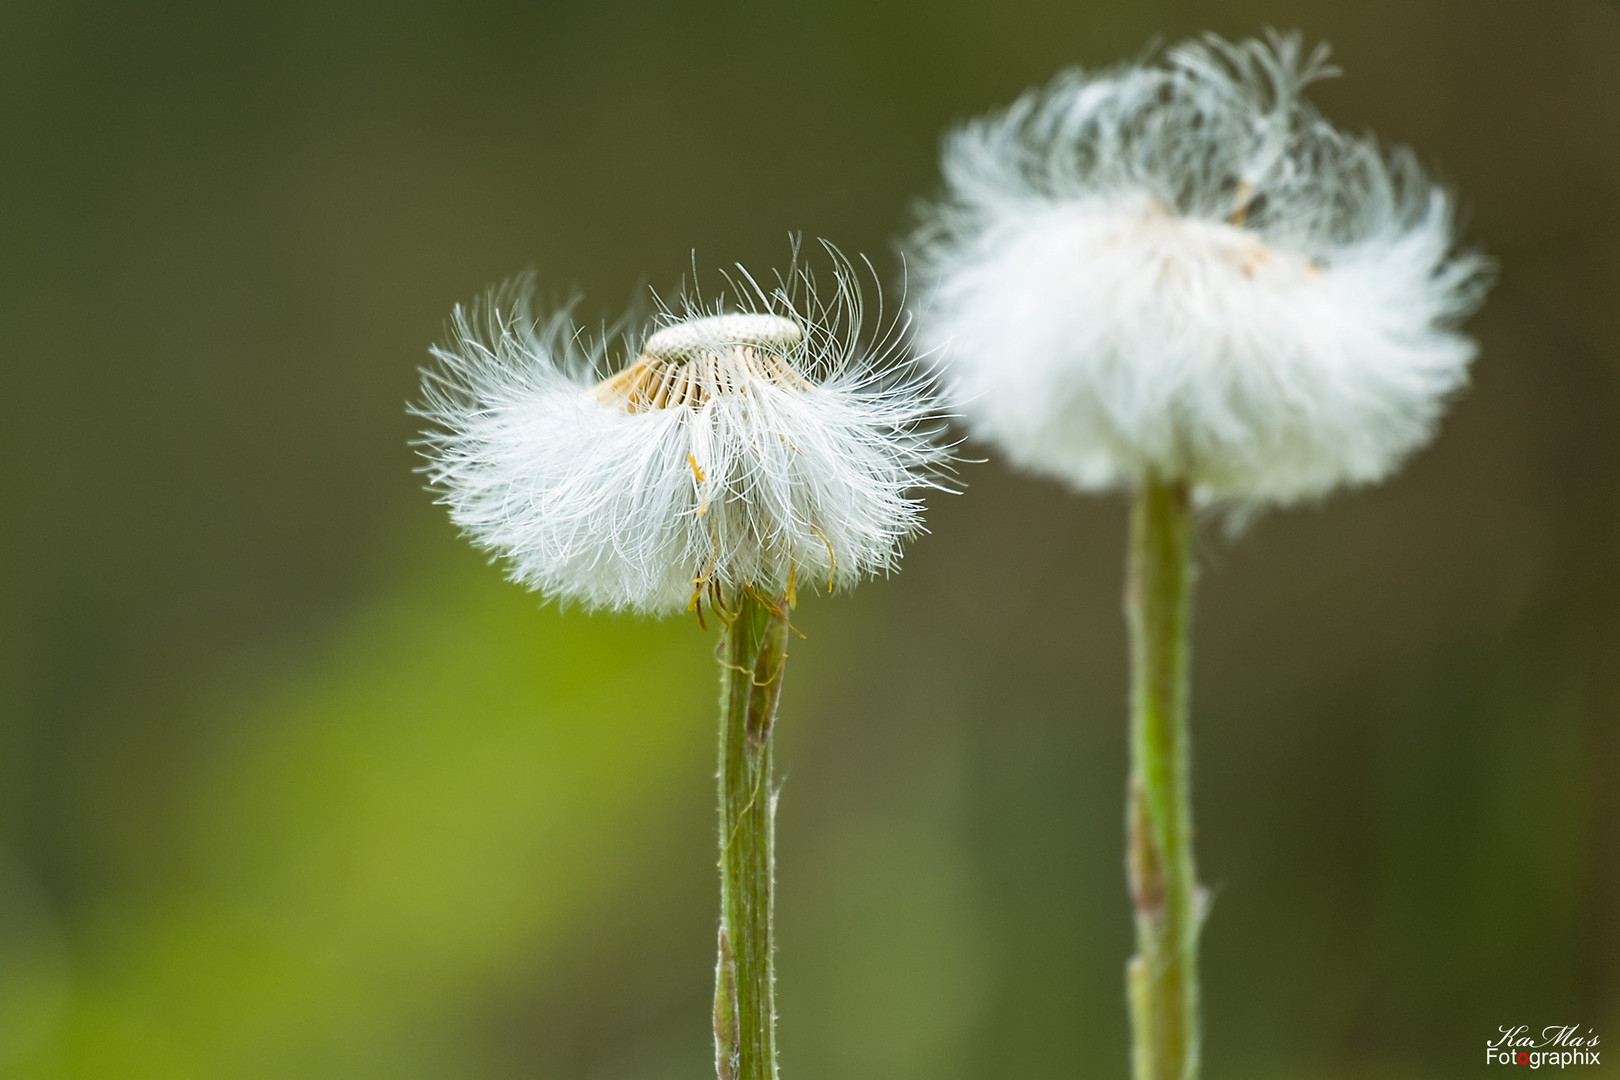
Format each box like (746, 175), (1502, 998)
(912, 31), (1492, 504)
(415, 250), (949, 615)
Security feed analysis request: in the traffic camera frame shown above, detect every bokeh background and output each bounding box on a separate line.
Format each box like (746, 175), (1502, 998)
(2, 0), (1617, 1077)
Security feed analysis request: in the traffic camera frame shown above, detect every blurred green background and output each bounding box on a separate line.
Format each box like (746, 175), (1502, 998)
(2, 0), (1617, 1076)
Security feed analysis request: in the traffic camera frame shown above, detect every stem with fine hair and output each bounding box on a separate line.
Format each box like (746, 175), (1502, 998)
(713, 589), (791, 1080)
(1125, 479), (1202, 1080)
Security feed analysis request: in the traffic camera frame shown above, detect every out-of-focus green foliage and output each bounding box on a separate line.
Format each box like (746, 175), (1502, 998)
(6, 554), (715, 1077)
(2, 0), (1618, 1077)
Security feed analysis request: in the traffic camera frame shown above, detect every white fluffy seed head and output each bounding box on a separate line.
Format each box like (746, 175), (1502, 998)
(912, 31), (1492, 504)
(415, 248), (950, 615)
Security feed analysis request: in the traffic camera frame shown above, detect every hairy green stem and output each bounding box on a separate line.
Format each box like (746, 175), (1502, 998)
(1125, 479), (1202, 1080)
(714, 589), (791, 1080)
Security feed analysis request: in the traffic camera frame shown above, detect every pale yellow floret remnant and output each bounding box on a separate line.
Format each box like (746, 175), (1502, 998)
(594, 313), (812, 413)
(1118, 199), (1313, 285)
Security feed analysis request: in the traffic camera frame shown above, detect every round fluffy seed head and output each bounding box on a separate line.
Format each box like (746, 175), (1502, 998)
(415, 254), (948, 615)
(912, 31), (1492, 504)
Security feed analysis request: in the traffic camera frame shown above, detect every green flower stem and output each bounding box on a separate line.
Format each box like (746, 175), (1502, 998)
(1125, 479), (1202, 1080)
(713, 589), (791, 1080)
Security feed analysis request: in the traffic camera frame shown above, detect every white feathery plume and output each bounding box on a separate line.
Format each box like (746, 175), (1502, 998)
(912, 31), (1492, 504)
(415, 247), (949, 615)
